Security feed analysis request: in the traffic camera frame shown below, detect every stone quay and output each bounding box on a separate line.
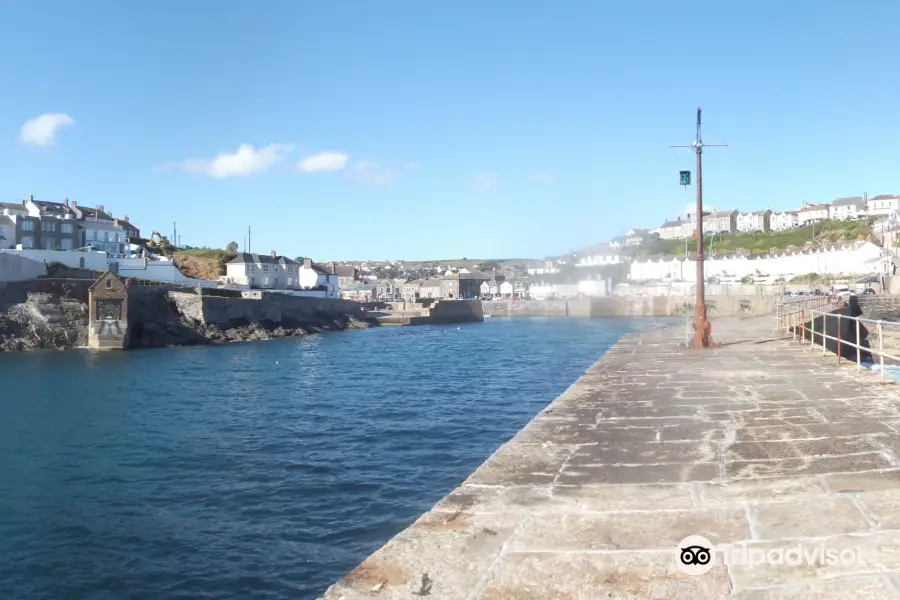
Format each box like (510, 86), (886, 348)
(320, 316), (900, 600)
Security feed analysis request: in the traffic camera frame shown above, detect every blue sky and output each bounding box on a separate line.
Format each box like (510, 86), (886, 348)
(2, 1), (899, 261)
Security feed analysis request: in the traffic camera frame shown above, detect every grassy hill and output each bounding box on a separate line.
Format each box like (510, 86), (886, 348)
(622, 219), (875, 258)
(173, 248), (237, 280)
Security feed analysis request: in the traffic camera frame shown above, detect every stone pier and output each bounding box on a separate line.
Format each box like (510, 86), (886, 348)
(320, 316), (900, 600)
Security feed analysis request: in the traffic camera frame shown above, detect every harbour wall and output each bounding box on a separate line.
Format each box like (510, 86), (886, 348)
(484, 295), (779, 318)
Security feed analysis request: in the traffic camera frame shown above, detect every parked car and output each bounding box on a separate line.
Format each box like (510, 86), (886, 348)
(833, 285), (852, 299)
(863, 288), (876, 295)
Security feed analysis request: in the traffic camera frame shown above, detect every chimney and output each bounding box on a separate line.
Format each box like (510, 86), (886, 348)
(114, 218), (120, 227)
(64, 198), (69, 207)
(71, 200), (77, 207)
(98, 205), (104, 213)
(270, 250), (277, 258)
(28, 195), (33, 203)
(124, 215), (129, 223)
(303, 257), (312, 269)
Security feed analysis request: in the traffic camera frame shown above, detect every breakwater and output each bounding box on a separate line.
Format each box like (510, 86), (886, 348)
(320, 316), (900, 599)
(484, 295), (779, 318)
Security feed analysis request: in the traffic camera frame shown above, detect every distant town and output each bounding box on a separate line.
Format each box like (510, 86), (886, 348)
(2, 193), (900, 302)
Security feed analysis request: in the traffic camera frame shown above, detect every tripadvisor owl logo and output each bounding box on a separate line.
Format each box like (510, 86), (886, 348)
(675, 535), (715, 576)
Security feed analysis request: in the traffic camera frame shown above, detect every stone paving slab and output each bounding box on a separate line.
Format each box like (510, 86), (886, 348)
(319, 317), (900, 599)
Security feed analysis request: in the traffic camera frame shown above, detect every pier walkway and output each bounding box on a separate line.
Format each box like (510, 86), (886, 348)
(321, 317), (900, 599)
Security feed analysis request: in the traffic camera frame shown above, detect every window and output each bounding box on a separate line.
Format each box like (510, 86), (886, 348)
(104, 232), (109, 241)
(21, 235), (34, 248)
(61, 223), (73, 234)
(275, 278), (278, 286)
(91, 230), (98, 240)
(115, 233), (120, 242)
(61, 238), (73, 250)
(21, 220), (34, 231)
(263, 264), (269, 272)
(105, 279), (112, 290)
(42, 221), (56, 232)
(287, 266), (292, 273)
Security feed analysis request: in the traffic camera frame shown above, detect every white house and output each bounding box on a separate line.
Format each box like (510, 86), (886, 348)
(703, 210), (738, 233)
(798, 203), (829, 225)
(225, 252), (302, 290)
(770, 211), (799, 231)
(736, 210), (772, 232)
(576, 250), (623, 267)
(628, 241), (886, 282)
(657, 217), (693, 240)
(829, 197), (866, 221)
(296, 257), (340, 298)
(867, 194), (899, 217)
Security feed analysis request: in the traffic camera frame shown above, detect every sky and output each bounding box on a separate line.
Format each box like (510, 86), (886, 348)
(1, 1), (900, 262)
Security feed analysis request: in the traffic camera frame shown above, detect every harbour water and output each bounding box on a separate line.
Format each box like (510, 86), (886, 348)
(0, 317), (669, 600)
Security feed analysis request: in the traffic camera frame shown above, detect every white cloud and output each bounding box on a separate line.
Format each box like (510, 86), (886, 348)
(297, 151), (349, 173)
(351, 160), (396, 186)
(469, 172), (495, 191)
(20, 113), (74, 146)
(169, 143), (294, 178)
(533, 172), (554, 183)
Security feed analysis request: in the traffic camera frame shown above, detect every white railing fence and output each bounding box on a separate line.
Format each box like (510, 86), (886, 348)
(774, 296), (900, 384)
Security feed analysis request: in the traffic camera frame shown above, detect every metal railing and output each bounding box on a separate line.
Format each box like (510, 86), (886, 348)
(774, 295), (844, 333)
(775, 297), (900, 384)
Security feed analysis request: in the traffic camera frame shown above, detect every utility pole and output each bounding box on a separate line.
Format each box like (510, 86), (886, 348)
(248, 225), (251, 254)
(173, 222), (177, 248)
(670, 107), (728, 349)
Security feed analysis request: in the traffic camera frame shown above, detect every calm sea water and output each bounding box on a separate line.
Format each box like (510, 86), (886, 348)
(0, 317), (667, 600)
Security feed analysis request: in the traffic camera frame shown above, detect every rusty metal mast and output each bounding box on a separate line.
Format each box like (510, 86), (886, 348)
(670, 107), (727, 348)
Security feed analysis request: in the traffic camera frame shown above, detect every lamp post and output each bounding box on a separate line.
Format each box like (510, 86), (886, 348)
(671, 108), (728, 348)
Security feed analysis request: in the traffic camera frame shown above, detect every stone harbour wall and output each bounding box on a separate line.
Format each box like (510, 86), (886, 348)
(484, 295), (779, 318)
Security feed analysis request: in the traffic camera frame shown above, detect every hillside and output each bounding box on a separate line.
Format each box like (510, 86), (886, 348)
(173, 249), (237, 281)
(621, 219), (875, 258)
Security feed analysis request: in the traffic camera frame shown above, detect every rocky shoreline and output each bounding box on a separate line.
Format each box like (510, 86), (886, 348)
(0, 292), (378, 353)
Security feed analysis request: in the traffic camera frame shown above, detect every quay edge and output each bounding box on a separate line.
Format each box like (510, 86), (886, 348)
(319, 315), (900, 600)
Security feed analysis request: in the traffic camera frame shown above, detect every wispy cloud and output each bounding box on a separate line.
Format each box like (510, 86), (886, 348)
(20, 113), (74, 146)
(160, 143), (295, 178)
(532, 172), (554, 183)
(297, 151), (349, 173)
(469, 172), (495, 192)
(350, 160), (397, 186)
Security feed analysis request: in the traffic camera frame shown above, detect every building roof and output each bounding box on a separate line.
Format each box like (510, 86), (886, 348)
(227, 252), (298, 265)
(660, 219), (685, 228)
(832, 197), (865, 206)
(420, 279), (443, 288)
(800, 203), (830, 211)
(343, 283), (376, 291)
(773, 210), (798, 215)
(441, 269), (489, 280)
(706, 210), (737, 217)
(334, 265), (358, 278)
(0, 202), (27, 213)
(870, 194), (897, 201)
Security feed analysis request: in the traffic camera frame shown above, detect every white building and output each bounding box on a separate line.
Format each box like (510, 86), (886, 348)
(770, 211), (799, 231)
(798, 203), (829, 225)
(224, 252), (302, 290)
(867, 194), (899, 217)
(829, 197), (866, 221)
(296, 258), (340, 298)
(628, 241), (886, 282)
(703, 210), (738, 233)
(656, 217), (693, 240)
(736, 210), (772, 232)
(576, 250), (623, 267)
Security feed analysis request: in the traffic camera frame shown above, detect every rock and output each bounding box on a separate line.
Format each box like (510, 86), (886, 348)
(0, 293), (88, 352)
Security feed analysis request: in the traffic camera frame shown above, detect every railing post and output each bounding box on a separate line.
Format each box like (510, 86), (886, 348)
(879, 321), (885, 384)
(823, 312), (828, 356)
(801, 309), (806, 344)
(856, 318), (861, 371)
(836, 313), (842, 361)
